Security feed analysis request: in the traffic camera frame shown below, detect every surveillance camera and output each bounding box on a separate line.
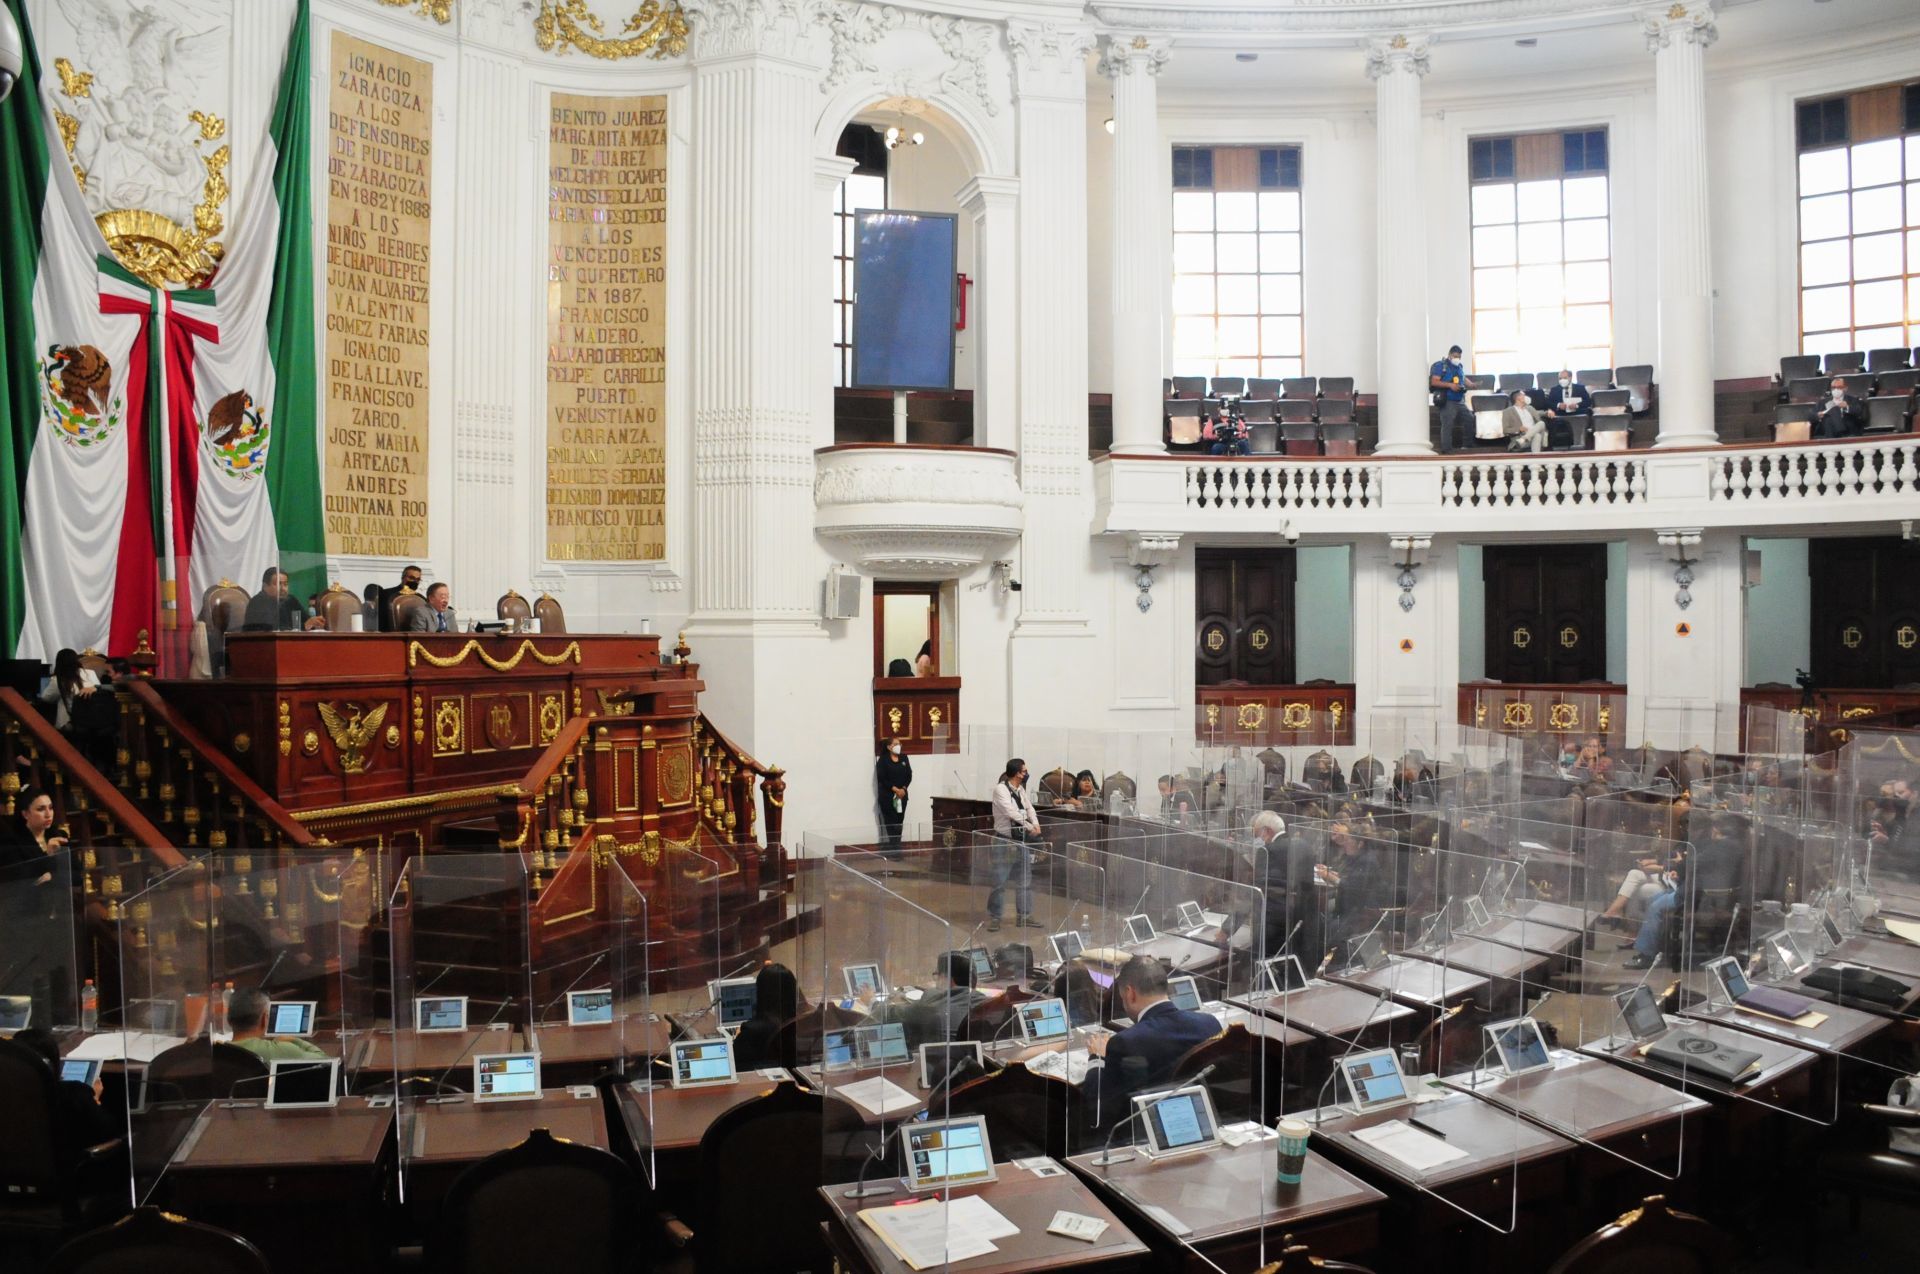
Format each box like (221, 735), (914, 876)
(0, 5), (19, 105)
(1008, 579), (1022, 592)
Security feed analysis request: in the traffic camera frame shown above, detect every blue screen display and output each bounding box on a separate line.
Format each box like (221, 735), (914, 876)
(852, 211), (957, 390)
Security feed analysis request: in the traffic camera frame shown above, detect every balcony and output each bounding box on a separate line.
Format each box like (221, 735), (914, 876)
(1095, 435), (1920, 538)
(814, 444), (1024, 579)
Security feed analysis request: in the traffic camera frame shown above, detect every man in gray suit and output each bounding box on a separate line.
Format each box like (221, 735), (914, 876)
(405, 582), (457, 633)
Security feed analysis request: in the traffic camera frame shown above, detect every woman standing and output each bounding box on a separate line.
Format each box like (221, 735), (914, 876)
(988, 758), (1042, 933)
(876, 737), (912, 858)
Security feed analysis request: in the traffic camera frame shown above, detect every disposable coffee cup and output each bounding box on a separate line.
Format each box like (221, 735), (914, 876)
(1275, 1117), (1310, 1191)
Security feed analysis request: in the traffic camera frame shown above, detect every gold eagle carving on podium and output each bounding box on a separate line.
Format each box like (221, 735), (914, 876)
(317, 701), (390, 775)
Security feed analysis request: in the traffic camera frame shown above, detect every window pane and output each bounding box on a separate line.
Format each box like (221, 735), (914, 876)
(1908, 182), (1920, 229)
(1216, 192), (1258, 233)
(1563, 218), (1610, 262)
(1912, 277), (1920, 328)
(1217, 317), (1258, 356)
(1261, 357), (1304, 380)
(1798, 147), (1849, 197)
(1801, 238), (1850, 287)
(1173, 234), (1214, 272)
(1172, 274), (1215, 315)
(1473, 224), (1517, 267)
(1800, 192), (1850, 241)
(1519, 306), (1565, 343)
(1260, 273), (1302, 315)
(1261, 316), (1303, 356)
(1515, 180), (1561, 223)
(1853, 185), (1902, 235)
(1801, 329), (1850, 357)
(1172, 192), (1215, 232)
(1855, 278), (1903, 327)
(1471, 183), (1516, 227)
(1174, 317), (1217, 359)
(1562, 176), (1608, 220)
(1258, 191), (1300, 232)
(1215, 234), (1258, 272)
(1909, 135), (1920, 177)
(1518, 263), (1563, 305)
(1217, 358), (1259, 378)
(1854, 231), (1902, 281)
(1852, 138), (1901, 188)
(1517, 222), (1562, 265)
(1259, 233), (1301, 273)
(1475, 309), (1519, 351)
(1173, 357), (1214, 377)
(1566, 304), (1611, 347)
(1474, 266), (1518, 308)
(1802, 285), (1850, 332)
(1857, 325), (1905, 349)
(1565, 261), (1610, 304)
(1565, 347), (1612, 371)
(1216, 275), (1259, 315)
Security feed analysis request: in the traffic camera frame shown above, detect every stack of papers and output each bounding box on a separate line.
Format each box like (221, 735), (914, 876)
(66, 1031), (186, 1062)
(836, 1075), (921, 1117)
(1023, 1049), (1092, 1085)
(858, 1195), (1019, 1270)
(1351, 1120), (1470, 1172)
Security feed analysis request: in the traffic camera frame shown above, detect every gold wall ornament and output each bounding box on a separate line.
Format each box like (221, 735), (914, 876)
(407, 638), (582, 671)
(1204, 703), (1221, 728)
(534, 0), (689, 61)
(1597, 704), (1612, 731)
(1842, 625), (1863, 649)
(886, 706), (903, 734)
(1898, 624), (1918, 650)
(928, 706), (943, 726)
(1474, 702), (1488, 728)
(1511, 625), (1532, 649)
(434, 700), (465, 755)
(1330, 700), (1345, 731)
(1559, 625), (1579, 649)
(1281, 702), (1312, 729)
(539, 694), (564, 745)
(1548, 702), (1579, 730)
(1840, 705), (1876, 720)
(54, 58), (93, 99)
(232, 732), (251, 754)
(1236, 702), (1266, 730)
(277, 700), (293, 757)
(301, 729), (321, 757)
(1204, 626), (1226, 653)
(660, 742), (695, 806)
(1249, 627), (1271, 651)
(1502, 701), (1534, 728)
(385, 724), (402, 749)
(377, 0), (453, 21)
(317, 701), (390, 774)
(412, 693), (426, 746)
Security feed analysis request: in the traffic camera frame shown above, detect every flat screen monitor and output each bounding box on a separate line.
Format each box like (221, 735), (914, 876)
(822, 1028), (857, 1072)
(1485, 1017), (1553, 1077)
(1123, 914), (1156, 945)
(1048, 931), (1084, 965)
(416, 996), (468, 1034)
(265, 1058), (340, 1110)
(61, 1058), (101, 1086)
(964, 948), (995, 984)
(1175, 901), (1205, 930)
(1261, 954), (1309, 996)
(0, 995), (29, 1031)
(842, 963), (887, 1001)
(856, 1021), (911, 1067)
(473, 1052), (542, 1102)
(918, 1040), (983, 1090)
(265, 1001), (315, 1038)
(710, 978), (758, 1029)
(1166, 974), (1203, 1012)
(1015, 997), (1072, 1045)
(567, 990), (615, 1026)
(851, 208), (959, 392)
(1137, 1086), (1220, 1159)
(902, 1115), (996, 1192)
(1616, 985), (1668, 1042)
(669, 1037), (737, 1089)
(1337, 1048), (1410, 1112)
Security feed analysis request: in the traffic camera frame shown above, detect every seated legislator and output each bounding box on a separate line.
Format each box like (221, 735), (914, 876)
(1545, 369), (1589, 428)
(405, 582), (458, 633)
(242, 567), (325, 631)
(1315, 819), (1395, 950)
(11, 1027), (119, 1151)
(378, 563), (424, 632)
(884, 951), (987, 1052)
(1815, 376), (1866, 439)
(1078, 956), (1218, 1126)
(1502, 390), (1549, 453)
(226, 988), (328, 1062)
(733, 962), (800, 1071)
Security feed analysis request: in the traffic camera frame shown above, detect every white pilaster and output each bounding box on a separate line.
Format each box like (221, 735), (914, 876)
(956, 175), (1020, 452)
(1351, 533), (1457, 753)
(1624, 528), (1742, 750)
(1099, 34), (1172, 457)
(1643, 2), (1719, 448)
(816, 154), (858, 452)
(1367, 35), (1434, 457)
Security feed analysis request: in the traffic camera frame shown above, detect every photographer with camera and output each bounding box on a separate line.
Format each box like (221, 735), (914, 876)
(1205, 404), (1250, 456)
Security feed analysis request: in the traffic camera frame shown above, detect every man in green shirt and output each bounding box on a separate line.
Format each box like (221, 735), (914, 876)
(227, 988), (329, 1061)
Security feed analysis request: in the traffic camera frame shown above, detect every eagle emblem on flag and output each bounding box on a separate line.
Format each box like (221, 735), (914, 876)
(204, 388), (271, 477)
(39, 343), (121, 448)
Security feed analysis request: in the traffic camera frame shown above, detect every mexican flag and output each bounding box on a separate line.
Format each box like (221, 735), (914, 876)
(0, 0), (322, 662)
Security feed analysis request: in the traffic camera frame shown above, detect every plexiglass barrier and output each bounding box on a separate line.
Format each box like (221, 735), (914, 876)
(1, 847), (80, 1035)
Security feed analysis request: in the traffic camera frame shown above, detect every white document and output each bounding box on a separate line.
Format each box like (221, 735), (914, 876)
(66, 1031), (187, 1062)
(1047, 1211), (1109, 1243)
(1882, 917), (1920, 946)
(1011, 1155), (1066, 1178)
(1352, 1120), (1470, 1172)
(947, 1195), (1019, 1241)
(1024, 1049), (1092, 1085)
(835, 1075), (921, 1117)
(857, 1199), (1000, 1270)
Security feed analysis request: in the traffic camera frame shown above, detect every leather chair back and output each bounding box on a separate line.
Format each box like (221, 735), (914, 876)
(496, 590), (533, 624)
(432, 1127), (639, 1274)
(534, 594), (567, 633)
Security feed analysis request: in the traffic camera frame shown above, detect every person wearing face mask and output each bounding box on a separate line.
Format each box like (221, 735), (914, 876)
(1815, 375), (1865, 440)
(1427, 344), (1470, 454)
(988, 758), (1042, 932)
(1502, 389), (1550, 453)
(876, 736), (912, 858)
(1544, 369), (1589, 448)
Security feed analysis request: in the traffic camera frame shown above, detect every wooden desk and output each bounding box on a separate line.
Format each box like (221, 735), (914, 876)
(1578, 1021), (1818, 1107)
(529, 1017), (669, 1082)
(1461, 919), (1582, 961)
(823, 1166), (1153, 1274)
(1230, 982), (1418, 1047)
(1307, 1089), (1574, 1215)
(1829, 931), (1920, 980)
(1402, 938), (1549, 986)
(402, 1089), (609, 1209)
(794, 1062), (932, 1125)
(351, 1026), (523, 1081)
(1499, 899), (1591, 933)
(1328, 958), (1489, 1011)
(1443, 1053), (1708, 1171)
(609, 1073), (793, 1189)
(1680, 997), (1891, 1058)
(1066, 1141), (1385, 1270)
(171, 1097), (394, 1175)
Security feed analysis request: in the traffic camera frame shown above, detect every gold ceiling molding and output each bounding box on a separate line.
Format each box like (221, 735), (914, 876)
(534, 0), (690, 60)
(377, 0), (454, 22)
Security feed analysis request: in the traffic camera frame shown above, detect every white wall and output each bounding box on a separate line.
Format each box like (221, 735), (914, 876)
(1744, 537), (1810, 687)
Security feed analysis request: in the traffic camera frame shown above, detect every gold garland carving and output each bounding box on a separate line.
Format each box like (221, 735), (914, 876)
(377, 0), (453, 21)
(409, 639), (583, 671)
(534, 0), (689, 60)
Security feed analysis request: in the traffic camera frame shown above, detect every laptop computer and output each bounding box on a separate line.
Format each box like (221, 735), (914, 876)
(416, 996), (469, 1034)
(265, 1001), (316, 1038)
(1336, 1047), (1412, 1114)
(0, 995), (29, 1032)
(668, 1037), (736, 1090)
(855, 1021), (912, 1067)
(265, 1058), (341, 1110)
(1014, 997), (1072, 1045)
(1705, 956), (1816, 1020)
(902, 1116), (997, 1192)
(566, 990), (615, 1026)
(1136, 1085), (1221, 1160)
(918, 1040), (983, 1090)
(473, 1052), (542, 1102)
(842, 963), (887, 1001)
(1124, 914), (1157, 945)
(1484, 1017), (1554, 1077)
(1047, 930), (1085, 965)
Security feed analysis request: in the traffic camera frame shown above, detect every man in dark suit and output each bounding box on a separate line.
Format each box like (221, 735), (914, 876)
(1543, 369), (1589, 449)
(1815, 376), (1866, 439)
(888, 951), (986, 1051)
(377, 563), (423, 632)
(1079, 956), (1219, 1128)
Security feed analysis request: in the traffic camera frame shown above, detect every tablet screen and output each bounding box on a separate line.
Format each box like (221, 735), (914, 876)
(920, 1041), (980, 1089)
(475, 1053), (541, 1100)
(1709, 957), (1751, 1002)
(267, 1059), (338, 1107)
(822, 1029), (856, 1070)
(0, 996), (29, 1031)
(1144, 1089), (1217, 1154)
(1263, 955), (1307, 995)
(417, 997), (466, 1032)
(966, 949), (994, 983)
(266, 1002), (312, 1036)
(61, 1058), (99, 1085)
(1016, 998), (1070, 1043)
(844, 964), (884, 999)
(1489, 1019), (1551, 1075)
(714, 980), (758, 1028)
(1049, 931), (1084, 964)
(1124, 914), (1156, 945)
(857, 1021), (910, 1066)
(568, 990), (614, 1025)
(1616, 985), (1666, 1041)
(1177, 902), (1204, 929)
(904, 1118), (995, 1190)
(1338, 1049), (1408, 1110)
(672, 1040), (734, 1086)
(1166, 975), (1203, 1012)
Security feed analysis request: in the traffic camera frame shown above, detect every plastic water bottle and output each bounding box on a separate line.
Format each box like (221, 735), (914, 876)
(1079, 912), (1091, 940)
(80, 979), (98, 1032)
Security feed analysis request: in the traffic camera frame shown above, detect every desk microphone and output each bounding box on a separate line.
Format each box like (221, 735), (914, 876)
(222, 1071), (275, 1106)
(538, 952), (609, 1018)
(425, 994), (517, 1102)
(1092, 1063), (1218, 1167)
(845, 1119), (911, 1199)
(1309, 990), (1394, 1125)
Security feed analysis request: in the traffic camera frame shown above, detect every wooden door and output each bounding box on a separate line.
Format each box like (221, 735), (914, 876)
(1196, 549), (1296, 686)
(1483, 545), (1607, 684)
(1809, 537), (1920, 689)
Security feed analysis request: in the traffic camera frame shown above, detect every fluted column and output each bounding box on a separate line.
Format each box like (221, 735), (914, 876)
(956, 175), (1020, 452)
(1367, 36), (1433, 457)
(1100, 34), (1172, 456)
(1643, 2), (1718, 448)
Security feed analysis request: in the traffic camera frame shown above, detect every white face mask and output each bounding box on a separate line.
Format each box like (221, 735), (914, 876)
(889, 744), (902, 755)
(1559, 377), (1571, 386)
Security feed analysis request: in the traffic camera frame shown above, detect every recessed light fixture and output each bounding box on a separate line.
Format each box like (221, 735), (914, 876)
(1515, 37), (1538, 47)
(1104, 117), (1115, 134)
(1236, 52), (1258, 63)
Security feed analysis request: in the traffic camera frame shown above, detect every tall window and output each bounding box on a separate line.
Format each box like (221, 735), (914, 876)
(833, 126), (887, 388)
(1467, 128), (1613, 376)
(1795, 83), (1920, 357)
(1171, 145), (1304, 380)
